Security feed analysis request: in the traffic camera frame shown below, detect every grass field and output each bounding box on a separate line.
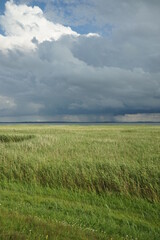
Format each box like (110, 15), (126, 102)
(0, 124), (160, 239)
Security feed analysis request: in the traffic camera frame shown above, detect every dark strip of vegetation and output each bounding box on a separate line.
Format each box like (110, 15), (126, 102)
(0, 134), (35, 143)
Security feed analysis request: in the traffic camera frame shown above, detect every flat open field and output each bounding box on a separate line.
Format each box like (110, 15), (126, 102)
(0, 124), (160, 240)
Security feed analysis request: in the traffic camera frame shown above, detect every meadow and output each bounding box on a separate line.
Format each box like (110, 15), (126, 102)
(0, 124), (159, 239)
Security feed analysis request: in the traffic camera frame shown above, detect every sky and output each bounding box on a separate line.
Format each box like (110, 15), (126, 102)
(0, 0), (160, 122)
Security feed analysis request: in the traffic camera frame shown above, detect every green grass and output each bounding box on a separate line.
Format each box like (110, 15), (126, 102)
(0, 124), (160, 239)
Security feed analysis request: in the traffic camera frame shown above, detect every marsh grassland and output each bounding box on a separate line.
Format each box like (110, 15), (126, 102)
(0, 125), (160, 239)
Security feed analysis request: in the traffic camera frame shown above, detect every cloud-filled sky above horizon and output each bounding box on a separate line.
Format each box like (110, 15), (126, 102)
(0, 0), (160, 122)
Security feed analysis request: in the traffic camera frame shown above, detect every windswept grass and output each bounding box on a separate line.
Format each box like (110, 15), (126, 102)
(0, 124), (160, 239)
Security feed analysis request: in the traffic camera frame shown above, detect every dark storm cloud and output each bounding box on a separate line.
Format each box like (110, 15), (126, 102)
(0, 37), (160, 119)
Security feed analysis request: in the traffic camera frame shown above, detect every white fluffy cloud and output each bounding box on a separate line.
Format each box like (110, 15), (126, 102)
(0, 1), (79, 51)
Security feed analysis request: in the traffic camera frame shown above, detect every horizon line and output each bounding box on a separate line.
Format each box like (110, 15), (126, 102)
(0, 121), (160, 124)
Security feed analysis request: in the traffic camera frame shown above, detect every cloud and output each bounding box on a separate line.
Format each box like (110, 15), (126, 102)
(0, 95), (16, 110)
(0, 38), (160, 120)
(0, 1), (160, 122)
(0, 0), (79, 51)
